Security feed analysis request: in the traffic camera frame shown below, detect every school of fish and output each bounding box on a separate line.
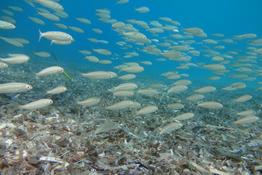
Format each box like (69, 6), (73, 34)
(0, 0), (261, 132)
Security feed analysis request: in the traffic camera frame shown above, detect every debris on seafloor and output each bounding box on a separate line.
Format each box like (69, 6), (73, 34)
(0, 103), (261, 174)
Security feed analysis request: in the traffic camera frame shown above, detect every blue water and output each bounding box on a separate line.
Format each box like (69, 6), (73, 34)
(1, 1), (262, 174)
(1, 0), (262, 67)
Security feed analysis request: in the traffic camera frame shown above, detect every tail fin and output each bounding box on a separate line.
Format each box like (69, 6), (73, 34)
(39, 29), (43, 42)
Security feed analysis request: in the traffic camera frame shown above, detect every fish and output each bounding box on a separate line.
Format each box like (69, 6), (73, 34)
(38, 11), (60, 21)
(79, 50), (92, 55)
(0, 16), (16, 25)
(136, 105), (158, 115)
(167, 103), (184, 110)
(194, 86), (216, 94)
(0, 62), (8, 69)
(113, 90), (134, 97)
(123, 31), (151, 44)
(98, 60), (112, 65)
(197, 101), (223, 110)
(162, 71), (181, 80)
(46, 86), (67, 95)
(77, 97), (100, 107)
(117, 0), (129, 4)
(174, 112), (194, 121)
(234, 33), (257, 40)
(88, 38), (108, 44)
(233, 95), (252, 103)
(93, 48), (111, 55)
(135, 6), (150, 13)
(29, 16), (45, 25)
(55, 10), (68, 18)
(19, 99), (53, 110)
(160, 121), (183, 134)
(34, 51), (51, 58)
(2, 9), (15, 16)
(0, 37), (24, 47)
(0, 83), (32, 94)
(0, 20), (15, 29)
(137, 88), (159, 97)
(55, 23), (68, 29)
(84, 56), (100, 63)
(237, 110), (255, 116)
(68, 26), (85, 33)
(234, 115), (259, 125)
(141, 61), (152, 65)
(116, 63), (144, 73)
(186, 94), (205, 101)
(8, 6), (23, 12)
(92, 28), (103, 34)
(81, 71), (117, 80)
(203, 64), (226, 73)
(110, 83), (138, 92)
(35, 0), (64, 11)
(76, 17), (91, 25)
(0, 54), (30, 64)
(95, 120), (118, 134)
(223, 82), (246, 91)
(39, 30), (74, 43)
(36, 66), (64, 77)
(119, 74), (136, 80)
(167, 85), (188, 94)
(15, 38), (29, 44)
(106, 100), (141, 111)
(51, 39), (73, 45)
(184, 27), (207, 37)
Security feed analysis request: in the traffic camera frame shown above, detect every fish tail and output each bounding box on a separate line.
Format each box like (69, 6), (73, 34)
(39, 29), (43, 42)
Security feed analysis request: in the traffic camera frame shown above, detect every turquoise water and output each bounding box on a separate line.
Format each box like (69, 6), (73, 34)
(0, 0), (262, 174)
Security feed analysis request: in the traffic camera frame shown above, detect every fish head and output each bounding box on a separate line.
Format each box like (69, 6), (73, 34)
(26, 84), (33, 90)
(109, 72), (117, 78)
(70, 36), (75, 42)
(10, 23), (16, 29)
(48, 99), (53, 104)
(0, 62), (8, 68)
(58, 68), (64, 73)
(65, 34), (74, 42)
